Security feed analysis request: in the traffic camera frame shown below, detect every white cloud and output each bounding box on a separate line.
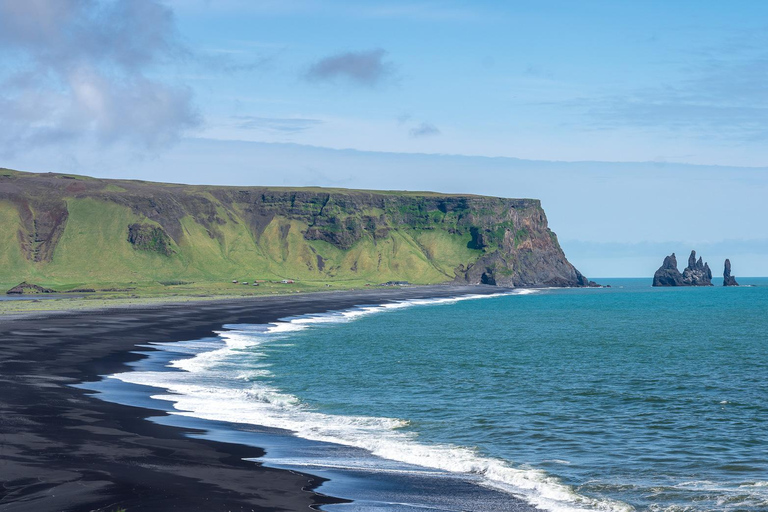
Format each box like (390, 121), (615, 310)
(0, 0), (199, 154)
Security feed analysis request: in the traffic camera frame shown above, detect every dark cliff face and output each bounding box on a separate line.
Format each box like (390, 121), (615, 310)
(453, 215), (594, 288)
(723, 259), (739, 286)
(653, 250), (713, 286)
(0, 169), (591, 288)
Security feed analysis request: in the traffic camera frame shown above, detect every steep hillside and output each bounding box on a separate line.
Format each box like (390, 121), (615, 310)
(0, 168), (593, 291)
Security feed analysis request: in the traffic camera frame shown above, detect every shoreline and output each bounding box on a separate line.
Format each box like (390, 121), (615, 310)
(0, 283), (480, 318)
(0, 285), (507, 512)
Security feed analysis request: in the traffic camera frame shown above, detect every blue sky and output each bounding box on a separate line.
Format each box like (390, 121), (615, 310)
(1, 0), (767, 276)
(165, 0), (768, 165)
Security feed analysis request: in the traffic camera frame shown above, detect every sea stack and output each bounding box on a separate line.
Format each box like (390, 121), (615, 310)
(681, 250), (712, 286)
(652, 253), (684, 286)
(723, 259), (739, 286)
(652, 250), (713, 286)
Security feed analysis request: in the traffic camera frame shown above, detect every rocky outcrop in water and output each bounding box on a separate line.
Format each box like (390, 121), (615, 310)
(652, 253), (684, 286)
(681, 251), (712, 286)
(723, 259), (739, 286)
(653, 250), (712, 286)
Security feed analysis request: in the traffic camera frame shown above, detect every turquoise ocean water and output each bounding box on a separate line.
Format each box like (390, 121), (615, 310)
(104, 279), (768, 512)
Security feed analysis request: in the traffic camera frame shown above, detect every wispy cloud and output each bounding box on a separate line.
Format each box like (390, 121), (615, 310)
(305, 49), (393, 87)
(575, 41), (768, 141)
(409, 122), (441, 138)
(397, 113), (413, 126)
(233, 116), (323, 133)
(344, 2), (488, 22)
(560, 239), (768, 258)
(169, 0), (488, 22)
(0, 0), (200, 154)
(585, 98), (768, 140)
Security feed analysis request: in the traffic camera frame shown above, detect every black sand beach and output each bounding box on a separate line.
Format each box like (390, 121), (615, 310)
(0, 286), (500, 512)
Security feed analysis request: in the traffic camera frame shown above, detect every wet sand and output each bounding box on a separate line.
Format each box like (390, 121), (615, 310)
(0, 285), (500, 511)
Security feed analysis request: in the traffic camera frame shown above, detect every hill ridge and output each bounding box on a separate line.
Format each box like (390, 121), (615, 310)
(0, 168), (592, 291)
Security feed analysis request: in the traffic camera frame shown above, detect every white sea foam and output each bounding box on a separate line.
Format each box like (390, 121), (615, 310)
(110, 290), (632, 512)
(660, 480), (768, 511)
(743, 481), (768, 488)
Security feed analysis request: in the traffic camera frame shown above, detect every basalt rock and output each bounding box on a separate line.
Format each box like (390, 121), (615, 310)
(681, 251), (712, 286)
(652, 253), (684, 286)
(653, 250), (712, 286)
(6, 282), (56, 294)
(723, 259), (739, 286)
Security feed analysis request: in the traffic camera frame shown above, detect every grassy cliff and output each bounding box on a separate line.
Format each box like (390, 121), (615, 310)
(0, 168), (592, 293)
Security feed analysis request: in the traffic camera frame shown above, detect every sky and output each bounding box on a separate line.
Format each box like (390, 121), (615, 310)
(0, 0), (766, 277)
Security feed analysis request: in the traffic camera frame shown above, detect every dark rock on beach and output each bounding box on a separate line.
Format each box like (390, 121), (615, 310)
(653, 250), (713, 286)
(6, 281), (56, 294)
(723, 259), (739, 286)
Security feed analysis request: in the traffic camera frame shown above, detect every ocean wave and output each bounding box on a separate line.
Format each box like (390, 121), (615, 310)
(110, 290), (633, 512)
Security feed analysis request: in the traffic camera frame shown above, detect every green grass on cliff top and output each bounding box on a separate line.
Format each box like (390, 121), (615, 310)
(0, 167), (539, 200)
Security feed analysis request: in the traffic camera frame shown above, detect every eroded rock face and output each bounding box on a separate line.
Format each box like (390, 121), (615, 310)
(127, 223), (175, 256)
(449, 210), (600, 288)
(653, 250), (712, 286)
(14, 198), (69, 263)
(723, 259), (739, 286)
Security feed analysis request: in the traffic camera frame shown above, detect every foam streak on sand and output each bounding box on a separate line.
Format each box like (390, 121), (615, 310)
(111, 291), (631, 512)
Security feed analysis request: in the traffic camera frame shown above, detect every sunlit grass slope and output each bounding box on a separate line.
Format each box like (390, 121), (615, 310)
(0, 197), (480, 292)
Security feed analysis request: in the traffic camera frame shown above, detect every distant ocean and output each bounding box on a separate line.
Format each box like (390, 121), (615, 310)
(86, 278), (768, 512)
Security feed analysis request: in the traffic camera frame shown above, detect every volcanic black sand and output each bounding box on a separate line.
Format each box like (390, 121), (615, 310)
(0, 285), (501, 512)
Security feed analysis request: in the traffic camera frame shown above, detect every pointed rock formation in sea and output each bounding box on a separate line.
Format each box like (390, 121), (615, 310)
(653, 253), (684, 286)
(681, 250), (712, 286)
(723, 259), (739, 286)
(652, 250), (713, 286)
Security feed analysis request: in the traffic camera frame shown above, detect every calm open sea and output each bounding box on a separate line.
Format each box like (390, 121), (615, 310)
(94, 278), (768, 512)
